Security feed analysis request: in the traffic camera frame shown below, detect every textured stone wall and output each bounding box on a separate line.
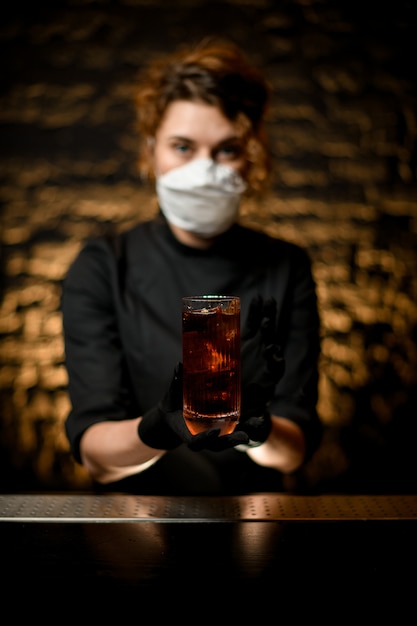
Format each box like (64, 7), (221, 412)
(1, 0), (416, 493)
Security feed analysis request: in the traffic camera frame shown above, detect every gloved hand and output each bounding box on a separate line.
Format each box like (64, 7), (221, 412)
(138, 364), (250, 452)
(236, 295), (285, 445)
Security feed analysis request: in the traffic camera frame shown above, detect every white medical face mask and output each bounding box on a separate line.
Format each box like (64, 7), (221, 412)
(156, 158), (247, 238)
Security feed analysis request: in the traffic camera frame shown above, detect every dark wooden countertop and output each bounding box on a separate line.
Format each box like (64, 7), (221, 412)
(2, 492), (415, 622)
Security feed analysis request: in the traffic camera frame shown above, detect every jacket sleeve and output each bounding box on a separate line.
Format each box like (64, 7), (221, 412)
(268, 243), (322, 460)
(61, 237), (137, 463)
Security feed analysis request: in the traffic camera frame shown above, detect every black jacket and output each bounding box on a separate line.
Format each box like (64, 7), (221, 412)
(61, 214), (322, 494)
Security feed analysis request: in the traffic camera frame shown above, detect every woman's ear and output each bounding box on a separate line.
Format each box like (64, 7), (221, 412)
(138, 137), (156, 182)
(147, 136), (155, 153)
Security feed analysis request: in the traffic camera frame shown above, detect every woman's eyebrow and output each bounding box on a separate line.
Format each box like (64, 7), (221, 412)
(215, 136), (242, 146)
(168, 135), (194, 142)
(166, 134), (241, 147)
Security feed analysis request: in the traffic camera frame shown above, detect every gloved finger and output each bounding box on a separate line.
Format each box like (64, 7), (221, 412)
(241, 294), (263, 340)
(259, 297), (277, 344)
(174, 361), (183, 378)
(162, 363), (183, 411)
(187, 428), (222, 451)
(188, 428), (249, 452)
(264, 343), (285, 376)
(209, 430), (249, 451)
(235, 413), (272, 444)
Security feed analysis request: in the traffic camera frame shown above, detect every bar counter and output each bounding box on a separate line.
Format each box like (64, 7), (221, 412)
(2, 492), (416, 620)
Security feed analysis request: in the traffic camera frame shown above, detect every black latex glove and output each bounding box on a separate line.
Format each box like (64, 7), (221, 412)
(236, 295), (285, 445)
(138, 364), (249, 452)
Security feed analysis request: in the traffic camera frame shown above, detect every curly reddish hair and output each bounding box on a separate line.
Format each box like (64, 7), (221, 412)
(134, 38), (271, 193)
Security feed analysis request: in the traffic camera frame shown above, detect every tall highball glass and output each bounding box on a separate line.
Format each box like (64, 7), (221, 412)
(182, 295), (241, 436)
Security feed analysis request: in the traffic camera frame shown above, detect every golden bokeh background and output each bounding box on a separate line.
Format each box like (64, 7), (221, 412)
(0, 0), (416, 493)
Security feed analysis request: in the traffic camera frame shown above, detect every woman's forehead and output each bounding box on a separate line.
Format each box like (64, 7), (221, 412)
(156, 100), (238, 142)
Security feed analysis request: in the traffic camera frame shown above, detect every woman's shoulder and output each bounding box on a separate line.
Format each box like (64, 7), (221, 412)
(73, 218), (157, 259)
(235, 224), (312, 264)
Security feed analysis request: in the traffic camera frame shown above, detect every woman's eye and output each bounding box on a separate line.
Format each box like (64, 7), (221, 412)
(216, 144), (243, 161)
(173, 142), (191, 155)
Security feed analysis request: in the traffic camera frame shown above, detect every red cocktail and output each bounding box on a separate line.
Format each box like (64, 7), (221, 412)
(182, 296), (241, 435)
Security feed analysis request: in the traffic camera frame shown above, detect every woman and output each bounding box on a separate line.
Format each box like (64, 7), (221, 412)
(62, 38), (322, 494)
